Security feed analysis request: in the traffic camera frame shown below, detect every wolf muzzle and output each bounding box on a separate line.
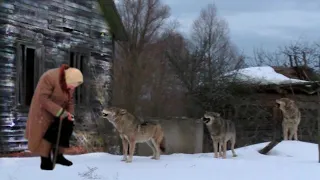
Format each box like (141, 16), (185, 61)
(102, 112), (109, 118)
(202, 117), (210, 123)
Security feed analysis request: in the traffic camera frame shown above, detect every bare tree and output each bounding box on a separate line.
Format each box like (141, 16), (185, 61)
(139, 44), (182, 116)
(164, 3), (245, 116)
(112, 0), (171, 113)
(191, 4), (242, 76)
(253, 41), (320, 69)
(281, 41), (318, 67)
(252, 47), (284, 66)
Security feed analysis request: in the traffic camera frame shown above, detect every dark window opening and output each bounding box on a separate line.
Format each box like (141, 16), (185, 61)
(25, 47), (35, 105)
(19, 44), (36, 106)
(69, 52), (75, 66)
(69, 51), (87, 105)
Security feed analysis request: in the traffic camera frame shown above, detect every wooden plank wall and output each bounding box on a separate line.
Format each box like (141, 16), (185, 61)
(0, 0), (118, 153)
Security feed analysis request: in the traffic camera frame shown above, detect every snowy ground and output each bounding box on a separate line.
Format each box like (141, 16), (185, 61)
(0, 141), (319, 180)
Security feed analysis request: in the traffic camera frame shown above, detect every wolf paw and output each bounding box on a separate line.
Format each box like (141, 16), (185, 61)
(152, 156), (160, 160)
(125, 160), (132, 163)
(232, 154), (238, 157)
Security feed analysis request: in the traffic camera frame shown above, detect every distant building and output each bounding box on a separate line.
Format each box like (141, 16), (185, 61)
(203, 66), (320, 151)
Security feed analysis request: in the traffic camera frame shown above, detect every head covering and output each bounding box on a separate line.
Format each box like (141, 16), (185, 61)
(65, 68), (83, 86)
(59, 64), (84, 99)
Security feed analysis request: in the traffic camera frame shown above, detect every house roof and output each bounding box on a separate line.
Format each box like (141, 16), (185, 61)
(272, 66), (320, 81)
(227, 66), (320, 95)
(226, 66), (310, 86)
(266, 66), (320, 95)
(97, 0), (128, 41)
(258, 81), (320, 95)
(0, 0), (128, 41)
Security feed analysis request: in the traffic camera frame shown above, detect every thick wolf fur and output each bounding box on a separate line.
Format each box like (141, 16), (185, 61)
(203, 111), (237, 159)
(101, 106), (166, 163)
(276, 98), (301, 141)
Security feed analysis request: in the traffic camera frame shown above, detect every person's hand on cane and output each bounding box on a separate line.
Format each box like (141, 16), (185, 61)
(60, 111), (74, 121)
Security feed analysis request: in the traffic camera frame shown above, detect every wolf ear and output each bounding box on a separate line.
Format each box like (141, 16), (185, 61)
(286, 99), (295, 107)
(213, 112), (220, 117)
(276, 99), (283, 105)
(119, 109), (127, 115)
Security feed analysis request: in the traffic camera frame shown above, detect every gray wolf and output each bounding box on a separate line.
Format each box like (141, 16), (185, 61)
(203, 111), (237, 159)
(101, 106), (166, 163)
(276, 98), (301, 140)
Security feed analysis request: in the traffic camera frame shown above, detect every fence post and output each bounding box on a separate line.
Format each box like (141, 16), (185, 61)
(259, 105), (282, 154)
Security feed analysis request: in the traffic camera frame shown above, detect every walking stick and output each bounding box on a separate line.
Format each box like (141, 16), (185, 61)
(52, 117), (64, 169)
(52, 113), (74, 169)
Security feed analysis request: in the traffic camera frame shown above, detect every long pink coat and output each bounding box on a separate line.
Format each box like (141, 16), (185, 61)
(24, 68), (74, 156)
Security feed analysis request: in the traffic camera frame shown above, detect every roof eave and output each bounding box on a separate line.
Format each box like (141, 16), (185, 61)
(97, 0), (128, 41)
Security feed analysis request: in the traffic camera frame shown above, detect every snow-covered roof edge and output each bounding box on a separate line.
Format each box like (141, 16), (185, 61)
(224, 66), (319, 86)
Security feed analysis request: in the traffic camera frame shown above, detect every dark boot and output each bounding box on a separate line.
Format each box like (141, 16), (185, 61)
(52, 148), (73, 166)
(40, 156), (53, 170)
(56, 154), (73, 166)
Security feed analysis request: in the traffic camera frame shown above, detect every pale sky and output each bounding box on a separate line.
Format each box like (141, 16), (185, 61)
(163, 0), (320, 57)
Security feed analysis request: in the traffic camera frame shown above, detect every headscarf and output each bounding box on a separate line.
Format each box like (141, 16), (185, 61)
(59, 64), (83, 99)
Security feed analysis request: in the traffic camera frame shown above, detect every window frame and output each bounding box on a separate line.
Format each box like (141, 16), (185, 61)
(15, 41), (44, 107)
(68, 47), (90, 106)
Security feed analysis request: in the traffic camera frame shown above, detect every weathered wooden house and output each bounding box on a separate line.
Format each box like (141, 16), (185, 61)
(0, 0), (127, 153)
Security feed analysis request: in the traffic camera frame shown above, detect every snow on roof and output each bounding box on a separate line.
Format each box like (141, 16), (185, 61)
(226, 66), (310, 85)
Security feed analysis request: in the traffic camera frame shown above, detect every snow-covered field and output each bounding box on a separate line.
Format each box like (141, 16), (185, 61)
(0, 141), (319, 180)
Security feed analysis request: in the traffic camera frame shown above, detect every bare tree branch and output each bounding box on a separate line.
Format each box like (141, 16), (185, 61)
(164, 3), (245, 116)
(113, 0), (171, 113)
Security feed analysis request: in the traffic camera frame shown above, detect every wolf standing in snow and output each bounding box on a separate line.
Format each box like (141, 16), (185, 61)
(101, 106), (166, 163)
(203, 111), (237, 159)
(276, 98), (301, 141)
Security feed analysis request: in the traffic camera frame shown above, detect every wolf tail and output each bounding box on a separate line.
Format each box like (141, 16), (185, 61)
(159, 136), (166, 153)
(154, 124), (166, 153)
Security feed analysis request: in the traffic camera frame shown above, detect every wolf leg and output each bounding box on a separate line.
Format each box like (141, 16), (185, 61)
(146, 141), (156, 159)
(218, 143), (223, 158)
(120, 136), (128, 161)
(212, 139), (219, 158)
(282, 123), (288, 140)
(222, 140), (227, 159)
(288, 127), (294, 140)
(293, 125), (298, 141)
(151, 138), (161, 160)
(127, 138), (136, 163)
(231, 136), (237, 157)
